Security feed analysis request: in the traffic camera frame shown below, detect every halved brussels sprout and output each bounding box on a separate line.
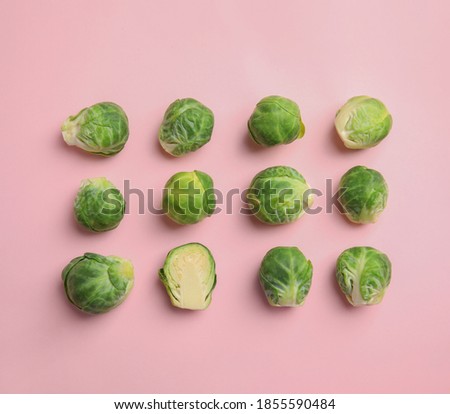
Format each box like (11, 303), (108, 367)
(159, 243), (217, 310)
(61, 102), (129, 156)
(336, 246), (391, 306)
(259, 246), (313, 307)
(248, 95), (305, 147)
(162, 170), (215, 225)
(62, 253), (134, 314)
(338, 165), (388, 224)
(159, 98), (214, 156)
(74, 177), (125, 232)
(247, 166), (313, 224)
(335, 96), (392, 149)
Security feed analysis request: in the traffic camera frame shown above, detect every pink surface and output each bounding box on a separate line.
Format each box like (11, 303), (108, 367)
(1, 0), (449, 394)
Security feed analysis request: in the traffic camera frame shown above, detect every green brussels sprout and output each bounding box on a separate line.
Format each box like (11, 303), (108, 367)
(159, 243), (217, 310)
(336, 246), (391, 306)
(62, 253), (134, 314)
(248, 95), (305, 147)
(159, 98), (214, 156)
(74, 177), (125, 232)
(338, 165), (388, 224)
(335, 96), (392, 149)
(61, 102), (129, 156)
(162, 170), (215, 225)
(259, 246), (313, 307)
(247, 166), (313, 225)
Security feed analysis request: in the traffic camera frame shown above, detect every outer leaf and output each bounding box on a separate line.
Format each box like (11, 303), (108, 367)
(195, 170), (216, 217)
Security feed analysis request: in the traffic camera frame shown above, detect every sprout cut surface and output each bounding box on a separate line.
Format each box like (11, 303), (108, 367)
(159, 243), (216, 310)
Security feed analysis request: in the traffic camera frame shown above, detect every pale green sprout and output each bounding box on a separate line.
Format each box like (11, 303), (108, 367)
(74, 177), (125, 232)
(336, 246), (391, 306)
(61, 102), (129, 156)
(159, 98), (214, 156)
(335, 96), (392, 149)
(159, 243), (217, 310)
(62, 253), (134, 314)
(247, 166), (313, 225)
(248, 95), (305, 147)
(259, 247), (313, 307)
(338, 165), (388, 224)
(162, 170), (215, 225)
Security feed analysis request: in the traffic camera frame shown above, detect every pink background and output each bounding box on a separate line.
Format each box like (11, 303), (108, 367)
(1, 0), (449, 394)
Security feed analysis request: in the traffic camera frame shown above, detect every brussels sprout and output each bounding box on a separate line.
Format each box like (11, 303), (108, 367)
(259, 247), (313, 307)
(336, 246), (391, 306)
(159, 243), (217, 310)
(159, 98), (214, 156)
(61, 102), (129, 156)
(335, 96), (392, 149)
(338, 166), (388, 224)
(74, 177), (125, 232)
(162, 170), (215, 225)
(62, 253), (134, 314)
(247, 166), (313, 225)
(248, 95), (305, 147)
